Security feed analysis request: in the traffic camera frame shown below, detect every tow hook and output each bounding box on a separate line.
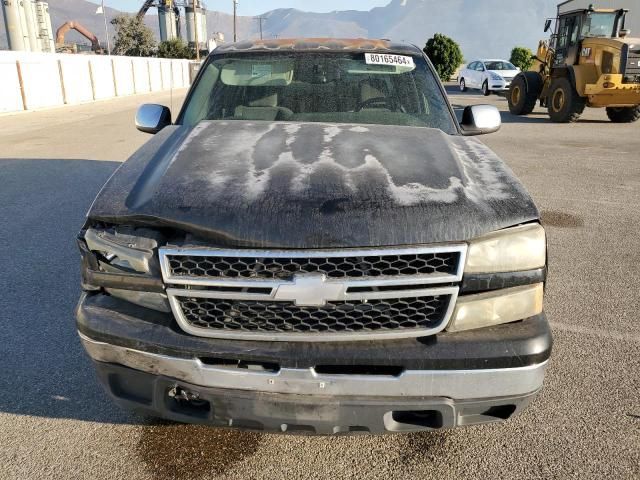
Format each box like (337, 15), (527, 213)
(167, 386), (200, 402)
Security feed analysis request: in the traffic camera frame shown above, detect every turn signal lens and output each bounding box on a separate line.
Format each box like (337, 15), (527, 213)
(447, 284), (544, 333)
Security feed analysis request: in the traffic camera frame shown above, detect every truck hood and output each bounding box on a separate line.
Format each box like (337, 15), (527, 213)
(88, 121), (539, 248)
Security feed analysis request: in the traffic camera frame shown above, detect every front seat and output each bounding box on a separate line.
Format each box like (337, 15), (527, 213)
(234, 93), (293, 121)
(359, 79), (391, 110)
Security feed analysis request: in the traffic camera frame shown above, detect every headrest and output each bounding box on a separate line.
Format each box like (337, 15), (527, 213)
(361, 83), (384, 102)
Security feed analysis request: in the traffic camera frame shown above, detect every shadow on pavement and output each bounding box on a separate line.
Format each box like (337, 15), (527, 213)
(0, 158), (136, 424)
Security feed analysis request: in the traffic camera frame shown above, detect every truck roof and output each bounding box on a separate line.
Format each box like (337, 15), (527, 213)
(214, 38), (421, 55)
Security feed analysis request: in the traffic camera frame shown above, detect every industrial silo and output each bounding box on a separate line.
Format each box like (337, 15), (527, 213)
(22, 0), (41, 52)
(158, 1), (178, 42)
(34, 1), (55, 52)
(185, 2), (208, 48)
(1, 0), (27, 50)
(1, 0), (54, 51)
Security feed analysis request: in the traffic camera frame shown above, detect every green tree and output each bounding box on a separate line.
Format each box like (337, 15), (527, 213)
(157, 38), (194, 59)
(423, 33), (464, 82)
(111, 14), (156, 57)
(510, 46), (534, 71)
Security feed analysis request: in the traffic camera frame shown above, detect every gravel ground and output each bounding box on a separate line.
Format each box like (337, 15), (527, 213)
(0, 87), (638, 479)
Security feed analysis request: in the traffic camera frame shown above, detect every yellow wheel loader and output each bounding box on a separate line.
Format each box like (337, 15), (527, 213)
(509, 4), (640, 123)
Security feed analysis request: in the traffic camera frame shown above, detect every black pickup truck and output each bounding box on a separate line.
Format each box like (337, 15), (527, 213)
(76, 38), (551, 435)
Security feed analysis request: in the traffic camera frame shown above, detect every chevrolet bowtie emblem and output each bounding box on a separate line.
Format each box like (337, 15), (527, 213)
(274, 274), (347, 307)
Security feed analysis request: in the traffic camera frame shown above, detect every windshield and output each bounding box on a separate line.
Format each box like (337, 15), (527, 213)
(581, 12), (617, 37)
(180, 52), (457, 134)
(484, 61), (517, 71)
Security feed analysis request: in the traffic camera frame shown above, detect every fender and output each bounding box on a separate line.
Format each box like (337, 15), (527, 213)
(550, 65), (597, 96)
(518, 71), (543, 94)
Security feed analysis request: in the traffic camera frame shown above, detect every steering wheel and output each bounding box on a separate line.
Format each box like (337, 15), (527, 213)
(357, 96), (390, 111)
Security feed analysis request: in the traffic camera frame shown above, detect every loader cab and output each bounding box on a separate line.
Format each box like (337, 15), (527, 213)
(552, 8), (628, 67)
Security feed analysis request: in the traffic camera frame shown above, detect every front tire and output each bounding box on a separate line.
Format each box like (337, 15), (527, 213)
(460, 78), (468, 92)
(547, 77), (586, 123)
(606, 106), (640, 123)
(482, 81), (491, 96)
(508, 72), (542, 116)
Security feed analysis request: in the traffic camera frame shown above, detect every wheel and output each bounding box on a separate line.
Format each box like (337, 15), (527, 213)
(547, 77), (586, 123)
(508, 72), (542, 116)
(606, 106), (640, 123)
(460, 78), (468, 92)
(482, 81), (491, 96)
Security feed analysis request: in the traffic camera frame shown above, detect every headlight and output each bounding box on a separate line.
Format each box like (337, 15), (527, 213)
(489, 72), (503, 81)
(82, 228), (170, 312)
(465, 224), (546, 274)
(85, 228), (155, 274)
(447, 283), (544, 332)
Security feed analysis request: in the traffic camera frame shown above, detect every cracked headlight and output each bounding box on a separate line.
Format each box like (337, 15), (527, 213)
(464, 224), (546, 274)
(81, 228), (170, 312)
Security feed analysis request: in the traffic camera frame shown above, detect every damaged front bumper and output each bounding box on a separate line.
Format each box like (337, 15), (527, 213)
(90, 360), (543, 434)
(77, 293), (551, 435)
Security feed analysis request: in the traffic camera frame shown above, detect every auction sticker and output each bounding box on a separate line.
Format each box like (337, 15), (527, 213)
(365, 53), (415, 68)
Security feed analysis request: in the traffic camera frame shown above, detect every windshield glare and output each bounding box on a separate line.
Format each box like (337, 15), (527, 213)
(581, 12), (617, 37)
(180, 52), (457, 134)
(485, 61), (517, 71)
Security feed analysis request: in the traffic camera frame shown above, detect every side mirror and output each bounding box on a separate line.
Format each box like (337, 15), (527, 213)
(544, 19), (552, 32)
(136, 104), (172, 134)
(619, 28), (630, 37)
(460, 105), (501, 136)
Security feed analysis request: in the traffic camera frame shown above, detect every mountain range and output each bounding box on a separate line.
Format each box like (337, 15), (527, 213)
(1, 0), (560, 60)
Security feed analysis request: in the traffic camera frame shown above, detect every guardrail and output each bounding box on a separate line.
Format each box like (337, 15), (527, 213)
(0, 51), (195, 114)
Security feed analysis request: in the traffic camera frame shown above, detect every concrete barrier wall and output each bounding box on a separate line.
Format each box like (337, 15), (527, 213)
(59, 55), (93, 105)
(160, 60), (172, 90)
(0, 51), (195, 114)
(148, 59), (163, 92)
(17, 53), (64, 110)
(0, 57), (24, 113)
(112, 56), (136, 96)
(90, 56), (117, 100)
(132, 58), (151, 94)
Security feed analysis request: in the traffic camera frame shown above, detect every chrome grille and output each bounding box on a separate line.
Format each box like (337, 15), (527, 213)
(177, 296), (451, 334)
(166, 251), (460, 280)
(160, 246), (466, 342)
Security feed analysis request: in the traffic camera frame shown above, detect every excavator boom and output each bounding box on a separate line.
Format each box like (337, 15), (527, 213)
(55, 21), (101, 52)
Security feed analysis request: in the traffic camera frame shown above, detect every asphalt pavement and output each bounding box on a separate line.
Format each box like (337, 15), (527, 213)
(0, 87), (638, 479)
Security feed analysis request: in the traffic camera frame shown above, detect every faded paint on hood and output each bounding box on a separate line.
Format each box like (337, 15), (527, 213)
(88, 121), (539, 248)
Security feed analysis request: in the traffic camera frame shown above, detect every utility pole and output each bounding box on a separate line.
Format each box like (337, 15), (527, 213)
(193, 0), (200, 61)
(233, 0), (238, 42)
(100, 0), (111, 55)
(255, 15), (266, 40)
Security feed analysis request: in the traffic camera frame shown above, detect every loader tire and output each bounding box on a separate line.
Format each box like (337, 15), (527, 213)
(547, 77), (586, 123)
(606, 106), (640, 123)
(508, 72), (542, 116)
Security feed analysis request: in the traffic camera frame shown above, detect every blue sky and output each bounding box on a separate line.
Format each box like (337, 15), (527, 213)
(104, 1), (390, 15)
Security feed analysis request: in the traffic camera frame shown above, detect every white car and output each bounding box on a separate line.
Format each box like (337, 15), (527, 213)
(458, 59), (520, 96)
